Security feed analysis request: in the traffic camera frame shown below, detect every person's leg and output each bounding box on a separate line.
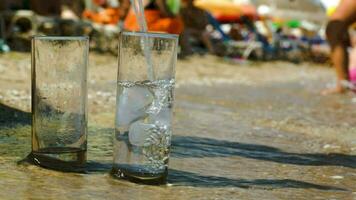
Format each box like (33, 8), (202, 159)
(325, 20), (350, 94)
(186, 29), (215, 55)
(201, 30), (215, 54)
(179, 28), (194, 57)
(324, 0), (356, 94)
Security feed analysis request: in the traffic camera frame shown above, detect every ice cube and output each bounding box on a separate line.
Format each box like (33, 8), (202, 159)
(149, 107), (171, 127)
(129, 121), (155, 146)
(116, 86), (154, 127)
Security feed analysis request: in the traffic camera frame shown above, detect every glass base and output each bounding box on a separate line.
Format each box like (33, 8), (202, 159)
(111, 164), (168, 185)
(30, 147), (86, 172)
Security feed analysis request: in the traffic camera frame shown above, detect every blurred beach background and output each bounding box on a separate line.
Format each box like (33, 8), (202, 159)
(0, 0), (355, 199)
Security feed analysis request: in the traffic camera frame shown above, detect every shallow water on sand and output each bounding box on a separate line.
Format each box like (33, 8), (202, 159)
(0, 54), (355, 199)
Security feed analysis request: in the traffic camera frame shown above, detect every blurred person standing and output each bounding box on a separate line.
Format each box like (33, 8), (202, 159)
(348, 26), (356, 88)
(180, 0), (215, 56)
(324, 0), (356, 94)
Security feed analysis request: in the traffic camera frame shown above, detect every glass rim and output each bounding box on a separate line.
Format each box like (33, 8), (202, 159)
(121, 31), (178, 40)
(32, 36), (89, 41)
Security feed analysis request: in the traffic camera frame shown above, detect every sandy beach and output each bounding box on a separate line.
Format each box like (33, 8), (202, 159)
(0, 52), (355, 199)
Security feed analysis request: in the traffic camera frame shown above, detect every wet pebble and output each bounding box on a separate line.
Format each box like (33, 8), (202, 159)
(330, 175), (344, 179)
(253, 126), (262, 131)
(96, 91), (114, 98)
(323, 144), (341, 149)
(93, 100), (100, 105)
(352, 98), (356, 103)
(5, 90), (30, 101)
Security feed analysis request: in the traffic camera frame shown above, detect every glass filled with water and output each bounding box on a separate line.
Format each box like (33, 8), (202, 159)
(31, 36), (89, 172)
(112, 32), (178, 184)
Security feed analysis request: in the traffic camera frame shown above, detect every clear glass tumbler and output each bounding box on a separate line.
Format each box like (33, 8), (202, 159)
(112, 32), (178, 184)
(31, 36), (89, 172)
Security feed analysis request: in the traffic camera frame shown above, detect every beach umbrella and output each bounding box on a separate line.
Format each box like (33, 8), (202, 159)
(194, 0), (255, 15)
(194, 0), (258, 22)
(252, 0), (327, 22)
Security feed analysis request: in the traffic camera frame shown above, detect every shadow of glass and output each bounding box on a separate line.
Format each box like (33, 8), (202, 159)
(0, 103), (31, 127)
(168, 169), (347, 191)
(13, 127), (350, 191)
(171, 135), (356, 168)
(85, 161), (112, 173)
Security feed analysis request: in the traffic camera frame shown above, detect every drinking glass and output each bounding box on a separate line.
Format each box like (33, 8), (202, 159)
(112, 32), (178, 184)
(31, 36), (89, 172)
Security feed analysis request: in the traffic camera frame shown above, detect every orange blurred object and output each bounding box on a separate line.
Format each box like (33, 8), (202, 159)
(194, 0), (257, 22)
(83, 8), (121, 24)
(124, 10), (183, 34)
(213, 4), (257, 22)
(194, 0), (244, 15)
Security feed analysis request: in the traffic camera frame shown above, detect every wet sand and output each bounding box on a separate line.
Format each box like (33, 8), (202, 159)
(0, 52), (355, 199)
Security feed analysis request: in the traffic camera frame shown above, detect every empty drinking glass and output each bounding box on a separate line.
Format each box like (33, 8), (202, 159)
(112, 32), (178, 184)
(31, 36), (89, 172)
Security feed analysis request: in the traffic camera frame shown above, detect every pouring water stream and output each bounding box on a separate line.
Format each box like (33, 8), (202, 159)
(130, 0), (155, 81)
